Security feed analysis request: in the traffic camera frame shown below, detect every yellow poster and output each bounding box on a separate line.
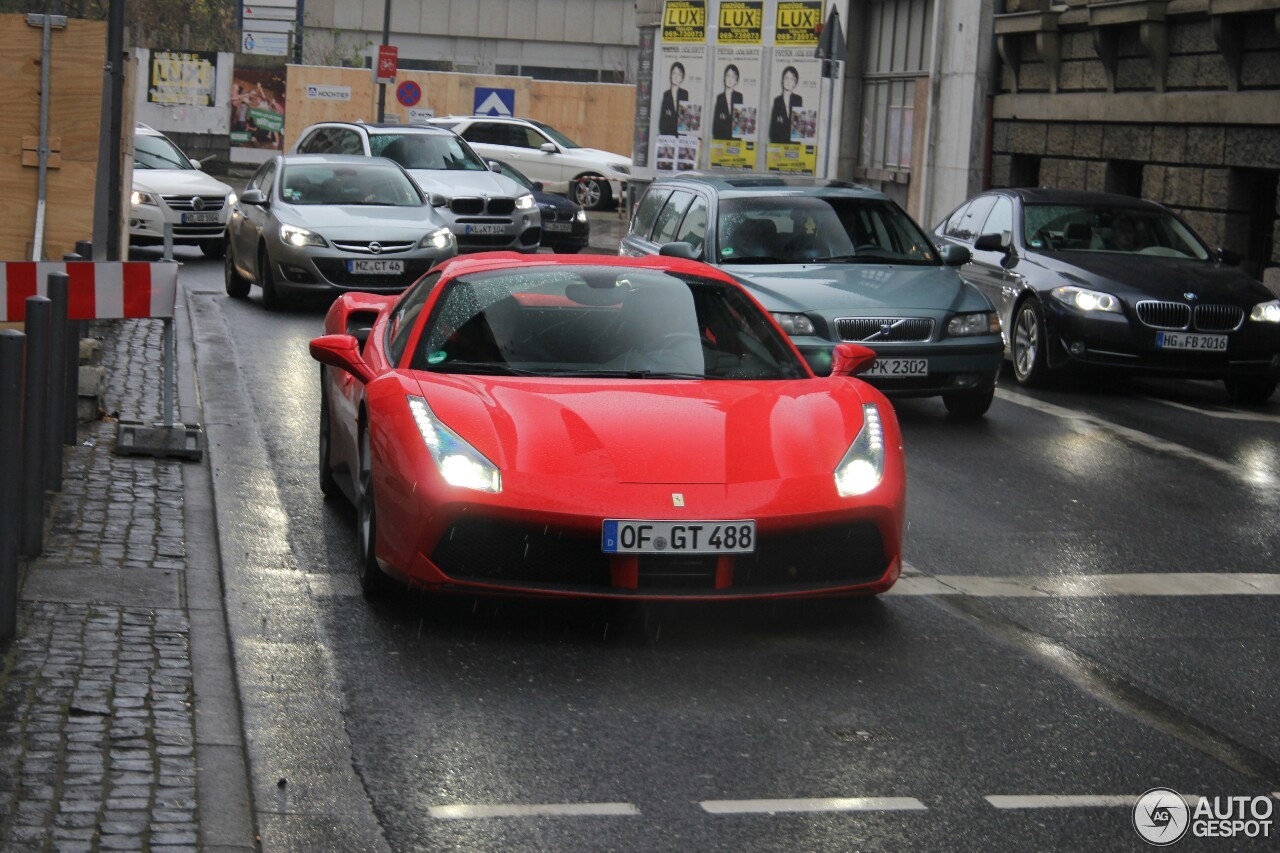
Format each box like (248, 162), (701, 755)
(663, 0), (707, 42)
(717, 1), (763, 44)
(766, 142), (816, 175)
(775, 1), (822, 45)
(711, 139), (756, 169)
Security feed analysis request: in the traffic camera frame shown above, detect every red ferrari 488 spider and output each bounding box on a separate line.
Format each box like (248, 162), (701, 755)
(310, 252), (905, 601)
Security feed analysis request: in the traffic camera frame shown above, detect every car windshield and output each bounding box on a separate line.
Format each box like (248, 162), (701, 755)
(531, 121), (581, 149)
(1022, 203), (1210, 260)
(716, 196), (939, 265)
(370, 133), (488, 171)
(413, 266), (809, 380)
(134, 133), (194, 170)
(279, 164), (423, 206)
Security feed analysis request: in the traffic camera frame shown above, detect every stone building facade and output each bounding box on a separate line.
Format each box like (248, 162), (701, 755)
(990, 0), (1280, 286)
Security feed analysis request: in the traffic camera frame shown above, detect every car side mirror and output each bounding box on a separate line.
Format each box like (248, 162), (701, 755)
(488, 160), (502, 172)
(539, 142), (557, 154)
(239, 188), (268, 206)
(428, 193), (449, 207)
(309, 334), (374, 384)
(189, 157), (203, 170)
(972, 233), (1006, 253)
(532, 181), (544, 192)
(1216, 247), (1241, 266)
(831, 343), (877, 377)
(659, 241), (699, 261)
(939, 243), (972, 266)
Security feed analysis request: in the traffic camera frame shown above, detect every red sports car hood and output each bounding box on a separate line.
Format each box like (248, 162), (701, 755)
(410, 374), (872, 485)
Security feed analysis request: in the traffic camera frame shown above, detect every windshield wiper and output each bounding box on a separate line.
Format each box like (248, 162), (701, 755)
(541, 368), (711, 380)
(724, 255), (788, 264)
(428, 362), (541, 376)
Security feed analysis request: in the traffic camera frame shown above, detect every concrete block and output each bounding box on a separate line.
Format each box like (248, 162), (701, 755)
(1264, 266), (1280, 297)
(1056, 158), (1088, 190)
(1164, 167), (1204, 207)
(1020, 62), (1050, 92)
(1087, 161), (1109, 192)
(1186, 126), (1225, 165)
(78, 364), (105, 399)
(1165, 55), (1199, 90)
(1143, 165), (1166, 201)
(1224, 127), (1280, 169)
(1152, 125), (1187, 164)
(1171, 20), (1215, 54)
(1059, 60), (1085, 91)
(78, 337), (103, 367)
(1195, 54), (1229, 90)
(1242, 52), (1280, 87)
(1200, 169), (1231, 210)
(1064, 31), (1095, 61)
(1039, 158), (1060, 187)
(1115, 58), (1153, 91)
(991, 154), (1013, 188)
(1047, 123), (1074, 155)
(992, 121), (1011, 152)
(1179, 208), (1226, 248)
(1079, 59), (1109, 90)
(1073, 125), (1104, 158)
(1104, 125), (1151, 161)
(1009, 122), (1048, 155)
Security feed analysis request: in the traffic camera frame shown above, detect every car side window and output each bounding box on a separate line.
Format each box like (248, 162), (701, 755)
(630, 188), (671, 240)
(335, 129), (364, 155)
(464, 123), (503, 146)
(980, 197), (1014, 246)
(386, 272), (442, 365)
(651, 191), (694, 245)
(942, 202), (970, 238)
(250, 162), (277, 198)
(522, 128), (550, 149)
(950, 196), (996, 243)
(676, 195), (709, 256)
(297, 130), (319, 153)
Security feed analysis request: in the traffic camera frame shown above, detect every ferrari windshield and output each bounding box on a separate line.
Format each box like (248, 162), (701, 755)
(280, 163), (424, 206)
(414, 266), (809, 380)
(1023, 203), (1210, 259)
(369, 133), (489, 171)
(717, 196), (939, 265)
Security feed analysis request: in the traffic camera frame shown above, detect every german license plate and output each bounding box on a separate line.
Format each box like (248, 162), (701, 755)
(602, 519), (756, 554)
(464, 224), (505, 235)
(181, 212), (219, 224)
(347, 259), (404, 274)
(865, 358), (928, 377)
(543, 222), (571, 233)
(1157, 332), (1227, 351)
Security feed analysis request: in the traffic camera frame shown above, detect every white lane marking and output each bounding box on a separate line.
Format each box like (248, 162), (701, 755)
(988, 795), (1204, 809)
(429, 803), (640, 819)
(700, 797), (927, 814)
(889, 573), (1280, 597)
(995, 389), (1271, 486)
(1144, 396), (1280, 424)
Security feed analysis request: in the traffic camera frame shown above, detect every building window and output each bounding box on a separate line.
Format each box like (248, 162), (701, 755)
(859, 0), (933, 173)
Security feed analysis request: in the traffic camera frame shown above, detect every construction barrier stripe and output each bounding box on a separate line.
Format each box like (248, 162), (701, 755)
(0, 262), (178, 323)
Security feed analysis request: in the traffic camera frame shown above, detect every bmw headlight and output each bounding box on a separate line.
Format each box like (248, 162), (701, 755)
(947, 311), (1001, 337)
(835, 403), (885, 497)
(515, 194), (536, 210)
(419, 226), (455, 251)
(407, 395), (501, 493)
(771, 312), (816, 336)
(131, 191), (158, 207)
(1052, 285), (1121, 313)
(607, 162), (631, 177)
(1249, 299), (1280, 323)
(574, 209), (588, 223)
(280, 224), (327, 248)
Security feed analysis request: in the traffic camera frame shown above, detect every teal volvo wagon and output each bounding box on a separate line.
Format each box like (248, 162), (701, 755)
(620, 176), (1004, 417)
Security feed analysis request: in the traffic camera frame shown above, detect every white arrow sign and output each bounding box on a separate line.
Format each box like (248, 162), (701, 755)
(474, 91), (513, 116)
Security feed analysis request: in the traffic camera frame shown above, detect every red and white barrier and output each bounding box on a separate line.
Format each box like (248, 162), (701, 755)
(0, 262), (178, 323)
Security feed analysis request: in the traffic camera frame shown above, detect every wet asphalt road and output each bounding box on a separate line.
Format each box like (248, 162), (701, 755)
(168, 239), (1280, 851)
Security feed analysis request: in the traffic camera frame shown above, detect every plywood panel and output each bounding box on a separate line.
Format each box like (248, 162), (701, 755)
(0, 14), (108, 260)
(283, 65), (378, 151)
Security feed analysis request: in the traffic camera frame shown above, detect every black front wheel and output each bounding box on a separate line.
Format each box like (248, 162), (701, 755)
(258, 246), (284, 311)
(1011, 299), (1050, 387)
(224, 240), (251, 298)
(356, 424), (390, 598)
(318, 371), (339, 500)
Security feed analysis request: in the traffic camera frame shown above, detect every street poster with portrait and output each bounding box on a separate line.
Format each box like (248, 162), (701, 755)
(229, 67), (287, 150)
(766, 1), (821, 175)
(710, 1), (762, 170)
(147, 50), (218, 108)
(654, 1), (707, 173)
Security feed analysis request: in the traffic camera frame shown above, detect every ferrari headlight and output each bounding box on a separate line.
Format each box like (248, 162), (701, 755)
(280, 223), (327, 248)
(947, 311), (1001, 337)
(771, 312), (816, 336)
(515, 193), (536, 210)
(419, 226), (454, 250)
(1052, 285), (1121, 313)
(607, 162), (631, 176)
(835, 403), (885, 497)
(131, 191), (158, 206)
(1249, 299), (1280, 323)
(574, 209), (588, 223)
(407, 395), (501, 493)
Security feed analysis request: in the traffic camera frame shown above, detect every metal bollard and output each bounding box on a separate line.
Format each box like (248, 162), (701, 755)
(45, 272), (68, 491)
(20, 297), (51, 558)
(75, 240), (94, 260)
(0, 329), (25, 639)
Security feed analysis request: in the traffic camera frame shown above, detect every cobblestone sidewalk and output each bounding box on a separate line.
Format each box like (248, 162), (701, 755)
(0, 319), (200, 852)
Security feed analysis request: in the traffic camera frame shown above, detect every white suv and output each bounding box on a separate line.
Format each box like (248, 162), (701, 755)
(130, 124), (234, 257)
(429, 116), (630, 211)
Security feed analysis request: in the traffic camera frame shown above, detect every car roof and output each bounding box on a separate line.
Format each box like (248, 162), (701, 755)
(305, 121), (455, 136)
(433, 251), (738, 283)
(996, 187), (1164, 210)
(432, 115), (535, 124)
(278, 153), (406, 167)
(650, 175), (890, 201)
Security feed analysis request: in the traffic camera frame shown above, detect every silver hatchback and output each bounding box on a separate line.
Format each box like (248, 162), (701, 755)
(224, 154), (456, 310)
